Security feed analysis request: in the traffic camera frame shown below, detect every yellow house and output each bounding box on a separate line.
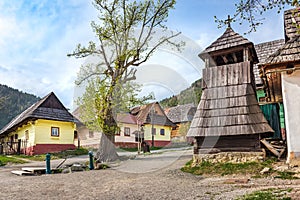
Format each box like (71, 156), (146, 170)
(131, 102), (175, 147)
(0, 92), (76, 155)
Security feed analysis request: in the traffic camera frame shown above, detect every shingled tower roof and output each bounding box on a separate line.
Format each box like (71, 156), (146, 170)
(199, 27), (258, 64)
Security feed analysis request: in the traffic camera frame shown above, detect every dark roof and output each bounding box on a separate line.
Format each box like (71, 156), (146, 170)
(166, 104), (196, 123)
(117, 113), (137, 124)
(284, 8), (300, 42)
(199, 27), (253, 57)
(263, 36), (300, 65)
(145, 114), (175, 127)
(187, 61), (274, 137)
(131, 102), (175, 127)
(253, 39), (285, 85)
(0, 92), (74, 135)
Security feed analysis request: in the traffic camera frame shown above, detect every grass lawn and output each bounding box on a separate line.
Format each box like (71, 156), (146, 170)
(0, 155), (28, 166)
(0, 148), (89, 166)
(181, 159), (275, 176)
(237, 188), (292, 200)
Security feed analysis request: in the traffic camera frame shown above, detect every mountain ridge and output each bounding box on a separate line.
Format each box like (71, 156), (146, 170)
(0, 84), (40, 130)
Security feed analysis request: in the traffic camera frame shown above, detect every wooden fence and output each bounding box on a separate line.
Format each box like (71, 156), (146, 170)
(0, 139), (28, 155)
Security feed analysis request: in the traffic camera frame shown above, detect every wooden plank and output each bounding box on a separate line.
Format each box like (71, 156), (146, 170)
(21, 167), (46, 173)
(260, 139), (280, 157)
(11, 170), (35, 176)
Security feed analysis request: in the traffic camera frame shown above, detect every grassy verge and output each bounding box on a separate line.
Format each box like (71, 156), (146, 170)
(0, 148), (90, 165)
(181, 158), (300, 181)
(0, 155), (28, 166)
(181, 159), (275, 176)
(236, 188), (292, 200)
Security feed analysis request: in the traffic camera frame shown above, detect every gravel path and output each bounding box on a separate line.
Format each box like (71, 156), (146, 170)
(1, 148), (300, 199)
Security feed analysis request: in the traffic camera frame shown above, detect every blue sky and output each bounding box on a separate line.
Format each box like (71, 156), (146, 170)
(0, 0), (290, 109)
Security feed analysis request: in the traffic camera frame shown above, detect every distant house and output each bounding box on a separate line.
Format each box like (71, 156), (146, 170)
(131, 102), (175, 147)
(73, 102), (175, 148)
(72, 107), (102, 149)
(254, 39), (286, 140)
(0, 92), (76, 155)
(165, 104), (196, 141)
(259, 8), (300, 164)
(115, 113), (139, 148)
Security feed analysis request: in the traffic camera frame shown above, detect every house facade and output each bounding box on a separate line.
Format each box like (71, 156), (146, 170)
(259, 8), (300, 164)
(115, 113), (139, 148)
(72, 107), (102, 149)
(73, 102), (174, 148)
(0, 92), (76, 155)
(165, 103), (196, 142)
(130, 102), (175, 147)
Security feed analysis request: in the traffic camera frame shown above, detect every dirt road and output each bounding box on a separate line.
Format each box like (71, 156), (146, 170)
(1, 148), (300, 199)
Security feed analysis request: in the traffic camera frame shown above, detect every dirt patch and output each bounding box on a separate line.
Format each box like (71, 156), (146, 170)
(1, 150), (300, 199)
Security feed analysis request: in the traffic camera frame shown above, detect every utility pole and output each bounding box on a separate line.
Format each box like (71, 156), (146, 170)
(151, 106), (155, 147)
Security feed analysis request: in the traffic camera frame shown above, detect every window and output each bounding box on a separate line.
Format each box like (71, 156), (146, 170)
(25, 130), (29, 140)
(89, 130), (94, 138)
(124, 127), (130, 136)
(14, 134), (18, 140)
(115, 128), (120, 136)
(74, 131), (78, 139)
(51, 127), (60, 137)
(160, 129), (165, 136)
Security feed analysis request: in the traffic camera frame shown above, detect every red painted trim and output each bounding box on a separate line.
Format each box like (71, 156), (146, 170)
(22, 144), (76, 155)
(114, 142), (138, 148)
(144, 140), (171, 147)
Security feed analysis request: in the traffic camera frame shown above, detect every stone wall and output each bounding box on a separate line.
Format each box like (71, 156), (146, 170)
(192, 152), (265, 166)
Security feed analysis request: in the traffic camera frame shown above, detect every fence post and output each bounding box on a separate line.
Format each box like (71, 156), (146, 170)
(17, 139), (21, 155)
(46, 153), (51, 174)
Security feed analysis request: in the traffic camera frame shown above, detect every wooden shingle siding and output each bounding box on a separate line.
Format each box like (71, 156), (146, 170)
(284, 8), (300, 42)
(264, 36), (300, 65)
(203, 62), (251, 88)
(188, 61), (273, 137)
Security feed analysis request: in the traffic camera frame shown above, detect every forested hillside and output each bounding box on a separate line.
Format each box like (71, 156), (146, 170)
(160, 78), (202, 108)
(0, 84), (40, 129)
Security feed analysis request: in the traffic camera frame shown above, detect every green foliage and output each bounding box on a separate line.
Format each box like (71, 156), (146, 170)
(237, 188), (292, 200)
(0, 155), (28, 166)
(275, 171), (298, 180)
(69, 0), (179, 136)
(181, 159), (275, 176)
(0, 84), (40, 129)
(215, 0), (299, 33)
(14, 148), (90, 162)
(160, 78), (202, 108)
(77, 76), (153, 133)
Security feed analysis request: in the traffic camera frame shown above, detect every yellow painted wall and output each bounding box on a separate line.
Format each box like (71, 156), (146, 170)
(143, 124), (171, 141)
(4, 122), (35, 147)
(34, 119), (75, 144)
(2, 119), (75, 147)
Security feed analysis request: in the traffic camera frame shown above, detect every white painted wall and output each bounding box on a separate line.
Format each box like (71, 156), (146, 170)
(115, 123), (138, 143)
(282, 68), (300, 163)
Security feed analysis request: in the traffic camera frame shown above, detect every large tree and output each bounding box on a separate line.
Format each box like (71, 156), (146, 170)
(68, 0), (180, 161)
(215, 0), (299, 33)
